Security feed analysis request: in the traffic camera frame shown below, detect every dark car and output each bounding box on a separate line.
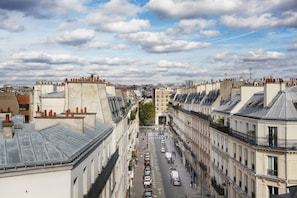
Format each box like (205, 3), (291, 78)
(144, 159), (150, 166)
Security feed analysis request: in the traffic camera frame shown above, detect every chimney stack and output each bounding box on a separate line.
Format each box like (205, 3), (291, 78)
(2, 114), (13, 139)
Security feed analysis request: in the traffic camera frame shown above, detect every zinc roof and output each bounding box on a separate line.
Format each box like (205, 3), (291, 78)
(0, 119), (112, 171)
(236, 86), (297, 121)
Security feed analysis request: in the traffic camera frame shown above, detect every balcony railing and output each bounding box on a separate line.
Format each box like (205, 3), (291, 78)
(199, 161), (207, 171)
(210, 122), (297, 150)
(211, 177), (225, 196)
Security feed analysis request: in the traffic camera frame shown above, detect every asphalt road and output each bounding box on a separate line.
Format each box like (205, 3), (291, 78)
(130, 128), (201, 198)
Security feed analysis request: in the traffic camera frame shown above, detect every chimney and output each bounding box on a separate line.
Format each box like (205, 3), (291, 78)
(2, 114), (13, 139)
(264, 79), (286, 107)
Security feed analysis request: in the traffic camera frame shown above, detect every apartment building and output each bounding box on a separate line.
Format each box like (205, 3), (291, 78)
(0, 76), (139, 198)
(168, 78), (297, 198)
(155, 87), (173, 125)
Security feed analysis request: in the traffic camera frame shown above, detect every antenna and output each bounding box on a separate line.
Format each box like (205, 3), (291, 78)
(249, 68), (252, 80)
(87, 72), (98, 78)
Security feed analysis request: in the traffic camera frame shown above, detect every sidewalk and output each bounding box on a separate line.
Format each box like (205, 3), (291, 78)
(130, 131), (147, 198)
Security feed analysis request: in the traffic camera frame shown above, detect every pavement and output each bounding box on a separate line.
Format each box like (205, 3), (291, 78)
(130, 129), (202, 198)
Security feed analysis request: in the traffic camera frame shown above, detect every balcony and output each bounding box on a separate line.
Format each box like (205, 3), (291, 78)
(210, 123), (297, 150)
(211, 177), (225, 196)
(199, 161), (207, 171)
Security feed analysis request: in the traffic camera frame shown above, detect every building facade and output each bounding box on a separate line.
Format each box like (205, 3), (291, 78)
(0, 76), (139, 198)
(154, 87), (173, 125)
(168, 78), (297, 198)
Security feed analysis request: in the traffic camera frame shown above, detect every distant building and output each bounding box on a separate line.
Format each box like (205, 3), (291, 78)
(155, 87), (173, 125)
(0, 92), (31, 123)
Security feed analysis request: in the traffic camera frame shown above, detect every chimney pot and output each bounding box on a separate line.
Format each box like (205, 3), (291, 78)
(5, 114), (9, 123)
(76, 107), (78, 113)
(84, 107), (87, 113)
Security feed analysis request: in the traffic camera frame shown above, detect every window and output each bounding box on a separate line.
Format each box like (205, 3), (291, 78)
(83, 167), (88, 196)
(73, 177), (78, 198)
(239, 170), (242, 187)
(268, 127), (278, 147)
(91, 159), (95, 183)
(245, 174), (248, 193)
(239, 146), (242, 162)
(233, 143), (237, 158)
(251, 151), (255, 170)
(233, 166), (236, 183)
(19, 104), (29, 111)
(268, 156), (278, 176)
(244, 148), (248, 166)
(251, 179), (255, 198)
(268, 186), (279, 196)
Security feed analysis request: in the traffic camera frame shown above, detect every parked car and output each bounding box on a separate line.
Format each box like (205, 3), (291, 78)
(143, 189), (153, 198)
(143, 175), (152, 187)
(145, 165), (151, 171)
(144, 170), (151, 177)
(144, 159), (150, 166)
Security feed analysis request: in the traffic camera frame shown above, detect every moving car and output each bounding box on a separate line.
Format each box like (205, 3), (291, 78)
(160, 147), (166, 153)
(170, 170), (181, 186)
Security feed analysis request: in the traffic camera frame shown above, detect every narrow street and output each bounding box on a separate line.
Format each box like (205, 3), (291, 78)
(130, 127), (201, 198)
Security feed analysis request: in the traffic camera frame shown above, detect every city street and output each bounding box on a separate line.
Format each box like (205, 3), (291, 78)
(130, 128), (201, 198)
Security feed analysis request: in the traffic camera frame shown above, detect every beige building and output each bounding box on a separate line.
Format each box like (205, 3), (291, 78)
(168, 78), (297, 198)
(0, 76), (139, 198)
(155, 87), (173, 125)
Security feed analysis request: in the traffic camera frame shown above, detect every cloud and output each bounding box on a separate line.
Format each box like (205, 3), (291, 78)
(166, 19), (217, 36)
(57, 19), (80, 31)
(0, 10), (25, 32)
(10, 51), (84, 65)
(288, 39), (297, 51)
(123, 32), (211, 53)
(199, 30), (221, 37)
(240, 49), (286, 62)
(87, 0), (148, 33)
(0, 0), (86, 18)
(90, 57), (138, 65)
(92, 18), (150, 33)
(48, 29), (95, 46)
(147, 0), (242, 19)
(157, 60), (192, 69)
(221, 11), (297, 29)
(84, 41), (128, 50)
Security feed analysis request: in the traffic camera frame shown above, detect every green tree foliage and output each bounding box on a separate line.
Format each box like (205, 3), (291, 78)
(139, 101), (155, 126)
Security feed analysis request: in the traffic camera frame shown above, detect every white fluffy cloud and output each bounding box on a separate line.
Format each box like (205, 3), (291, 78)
(123, 32), (211, 53)
(221, 11), (297, 29)
(49, 29), (95, 46)
(87, 0), (148, 33)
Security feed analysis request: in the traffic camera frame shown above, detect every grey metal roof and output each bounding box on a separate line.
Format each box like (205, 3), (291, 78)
(0, 119), (112, 170)
(236, 86), (297, 120)
(202, 89), (220, 105)
(193, 91), (206, 104)
(214, 94), (240, 114)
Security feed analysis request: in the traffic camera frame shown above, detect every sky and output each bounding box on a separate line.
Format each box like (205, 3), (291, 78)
(0, 0), (297, 86)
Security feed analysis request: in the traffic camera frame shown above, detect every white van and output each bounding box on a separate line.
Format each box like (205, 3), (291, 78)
(165, 152), (174, 163)
(170, 170), (181, 186)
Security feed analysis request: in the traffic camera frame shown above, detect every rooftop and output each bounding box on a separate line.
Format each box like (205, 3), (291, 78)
(0, 117), (113, 172)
